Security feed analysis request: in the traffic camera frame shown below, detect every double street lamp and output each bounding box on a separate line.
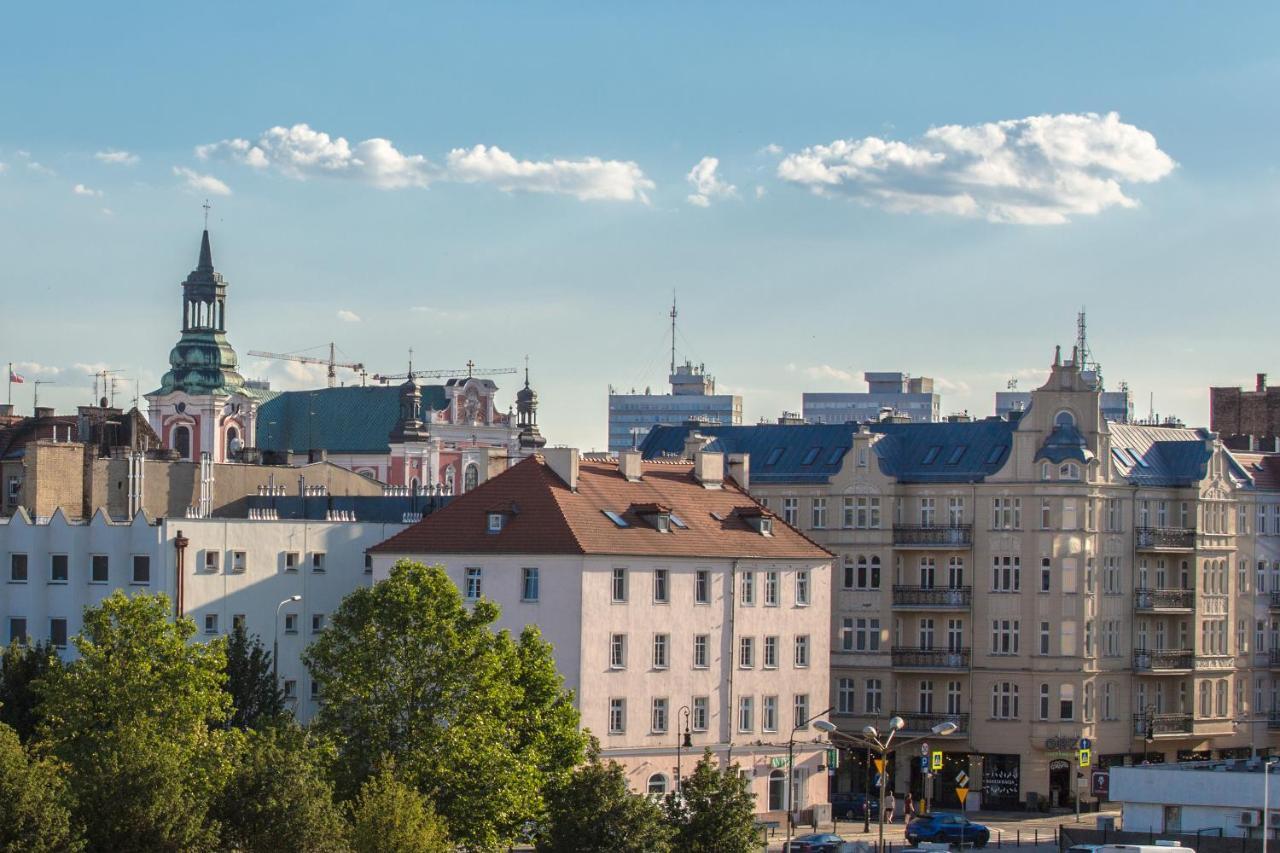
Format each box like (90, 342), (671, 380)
(815, 717), (957, 853)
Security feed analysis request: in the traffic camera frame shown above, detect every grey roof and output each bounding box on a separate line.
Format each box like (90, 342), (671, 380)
(1106, 423), (1212, 487)
(256, 384), (448, 454)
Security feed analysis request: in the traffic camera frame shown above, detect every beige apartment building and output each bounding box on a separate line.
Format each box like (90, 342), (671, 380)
(644, 348), (1280, 811)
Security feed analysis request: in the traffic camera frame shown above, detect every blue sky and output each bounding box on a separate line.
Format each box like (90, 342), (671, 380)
(3, 2), (1279, 449)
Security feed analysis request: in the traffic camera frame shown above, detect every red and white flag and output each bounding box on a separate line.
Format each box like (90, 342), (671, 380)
(8, 369), (24, 384)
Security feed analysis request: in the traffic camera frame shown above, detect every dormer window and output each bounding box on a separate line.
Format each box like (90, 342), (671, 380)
(653, 514), (670, 532)
(1060, 462), (1081, 480)
(629, 503), (674, 532)
(487, 513), (505, 533)
(759, 517), (773, 536)
(484, 501), (519, 533)
(735, 506), (775, 536)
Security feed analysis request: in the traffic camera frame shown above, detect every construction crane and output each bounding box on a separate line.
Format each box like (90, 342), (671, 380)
(373, 359), (517, 384)
(247, 343), (367, 388)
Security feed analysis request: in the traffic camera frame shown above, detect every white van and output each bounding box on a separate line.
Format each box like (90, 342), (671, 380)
(1098, 844), (1189, 853)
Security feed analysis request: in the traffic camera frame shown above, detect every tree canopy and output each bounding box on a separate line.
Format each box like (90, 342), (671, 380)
(0, 722), (82, 853)
(349, 763), (451, 853)
(538, 742), (672, 853)
(224, 620), (286, 730)
(0, 639), (60, 743)
(665, 749), (759, 853)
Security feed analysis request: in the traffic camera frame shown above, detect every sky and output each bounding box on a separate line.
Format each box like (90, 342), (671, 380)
(2, 2), (1279, 450)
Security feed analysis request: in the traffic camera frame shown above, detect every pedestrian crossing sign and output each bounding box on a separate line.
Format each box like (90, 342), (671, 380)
(931, 750), (943, 771)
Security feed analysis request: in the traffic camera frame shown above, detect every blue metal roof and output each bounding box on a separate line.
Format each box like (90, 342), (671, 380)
(243, 493), (452, 522)
(868, 420), (1014, 483)
(1107, 424), (1212, 487)
(256, 385), (447, 455)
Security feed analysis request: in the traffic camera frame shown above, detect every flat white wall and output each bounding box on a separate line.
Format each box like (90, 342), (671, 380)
(1113, 765), (1280, 837)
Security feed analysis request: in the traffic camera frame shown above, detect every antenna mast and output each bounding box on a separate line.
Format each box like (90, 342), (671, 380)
(669, 294), (678, 376)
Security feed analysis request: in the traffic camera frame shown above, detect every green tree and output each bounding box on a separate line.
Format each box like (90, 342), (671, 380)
(665, 749), (758, 853)
(0, 639), (61, 743)
(0, 722), (82, 852)
(349, 764), (450, 853)
(538, 742), (672, 853)
(213, 724), (348, 852)
(36, 590), (235, 852)
(305, 560), (586, 851)
(224, 620), (286, 730)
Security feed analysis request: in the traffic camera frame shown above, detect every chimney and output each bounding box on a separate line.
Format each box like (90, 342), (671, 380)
(693, 451), (724, 489)
(727, 452), (749, 491)
(619, 449), (643, 482)
(683, 430), (712, 460)
(0, 404), (12, 417)
(1258, 373), (1268, 392)
(34, 406), (54, 419)
(542, 447), (580, 491)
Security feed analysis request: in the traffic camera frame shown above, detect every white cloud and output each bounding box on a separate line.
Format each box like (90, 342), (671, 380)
(173, 166), (231, 196)
(73, 183), (103, 198)
(95, 149), (139, 166)
(0, 162), (7, 173)
(759, 143), (783, 156)
(411, 306), (471, 322)
(245, 358), (331, 390)
(754, 185), (766, 199)
(685, 156), (737, 207)
(932, 376), (973, 395)
(802, 364), (859, 384)
(445, 144), (653, 202)
(336, 309), (362, 323)
(15, 150), (55, 176)
(14, 361), (62, 377)
(777, 111), (1176, 224)
(197, 124), (653, 202)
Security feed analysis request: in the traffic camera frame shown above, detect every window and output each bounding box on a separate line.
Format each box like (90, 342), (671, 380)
(312, 613), (325, 633)
(948, 557), (964, 588)
(920, 497), (936, 526)
(10, 553), (28, 582)
(1039, 621), (1050, 656)
(1040, 499), (1052, 530)
(991, 555), (1020, 592)
(1084, 682), (1094, 722)
(852, 618), (881, 652)
(653, 568), (669, 603)
(782, 497), (798, 526)
(764, 636), (779, 669)
(232, 614), (246, 631)
(695, 569), (710, 604)
(864, 679), (883, 713)
(739, 636), (755, 668)
(611, 568), (627, 602)
(487, 512), (504, 533)
(843, 497), (856, 529)
(794, 635), (810, 667)
(610, 634), (626, 669)
(465, 568), (482, 600)
(991, 497), (1021, 530)
(1040, 558), (1051, 592)
(812, 498), (827, 529)
(283, 680), (297, 700)
(991, 682), (1019, 719)
(765, 570), (779, 605)
(651, 698), (668, 733)
(741, 571), (755, 605)
(652, 634), (669, 669)
(947, 681), (962, 715)
(801, 447), (821, 466)
(522, 567), (540, 601)
(49, 618), (68, 649)
(205, 614), (219, 634)
(204, 550), (220, 572)
(796, 570), (810, 605)
(311, 552), (326, 573)
(1038, 684), (1050, 720)
(647, 774), (668, 795)
(693, 634), (709, 668)
(738, 697), (754, 732)
(1107, 499), (1122, 531)
(1040, 462), (1051, 481)
(919, 680), (935, 713)
(766, 447), (785, 466)
(948, 497), (965, 526)
(692, 696), (709, 731)
(1061, 621), (1077, 656)
(1060, 684), (1075, 720)
(90, 555), (108, 583)
(231, 551), (246, 573)
(762, 695), (778, 732)
(284, 614), (298, 634)
(284, 552), (300, 572)
(1060, 463), (1080, 480)
(991, 619), (1020, 655)
(9, 618), (27, 644)
(922, 446), (941, 465)
(364, 554), (373, 574)
(132, 555), (150, 584)
(609, 699), (626, 733)
(50, 554), (68, 583)
(794, 693), (810, 729)
(838, 678), (856, 713)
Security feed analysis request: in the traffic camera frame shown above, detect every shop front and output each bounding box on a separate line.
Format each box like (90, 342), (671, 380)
(979, 753), (1021, 810)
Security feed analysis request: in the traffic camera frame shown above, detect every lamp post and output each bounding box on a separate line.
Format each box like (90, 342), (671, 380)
(784, 705), (835, 851)
(676, 705), (691, 796)
(816, 717), (957, 853)
(1265, 757), (1278, 853)
(273, 595), (302, 684)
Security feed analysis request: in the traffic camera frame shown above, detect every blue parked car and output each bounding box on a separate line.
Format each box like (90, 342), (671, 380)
(906, 813), (991, 847)
(829, 791), (880, 820)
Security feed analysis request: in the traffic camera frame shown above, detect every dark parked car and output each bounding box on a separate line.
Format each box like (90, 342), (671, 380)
(784, 833), (847, 853)
(829, 791), (880, 820)
(906, 813), (990, 847)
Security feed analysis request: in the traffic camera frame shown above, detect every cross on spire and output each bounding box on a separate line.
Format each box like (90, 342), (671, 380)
(202, 199), (211, 229)
(466, 359), (476, 377)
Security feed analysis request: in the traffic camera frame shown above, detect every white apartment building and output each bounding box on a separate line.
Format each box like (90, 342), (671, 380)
(369, 448), (833, 821)
(0, 507), (404, 721)
(643, 347), (1280, 811)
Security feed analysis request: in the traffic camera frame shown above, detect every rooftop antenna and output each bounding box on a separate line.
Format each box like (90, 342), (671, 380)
(33, 378), (55, 411)
(1007, 378), (1018, 391)
(669, 292), (678, 376)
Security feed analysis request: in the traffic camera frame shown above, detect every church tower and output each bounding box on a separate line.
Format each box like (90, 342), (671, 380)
(146, 228), (263, 463)
(516, 365), (546, 450)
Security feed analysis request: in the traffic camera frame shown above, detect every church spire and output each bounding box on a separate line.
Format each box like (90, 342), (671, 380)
(198, 229), (213, 271)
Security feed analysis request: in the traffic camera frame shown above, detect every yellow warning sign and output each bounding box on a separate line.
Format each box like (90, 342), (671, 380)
(1078, 748), (1091, 768)
(874, 758), (886, 774)
(956, 786), (969, 806)
(931, 750), (943, 771)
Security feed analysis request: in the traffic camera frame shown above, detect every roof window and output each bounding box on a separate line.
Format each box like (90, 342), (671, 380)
(826, 447), (846, 466)
(1128, 448), (1150, 468)
(602, 510), (630, 528)
(487, 513), (505, 533)
(1111, 448), (1131, 467)
(985, 445), (1005, 464)
(669, 512), (688, 529)
(922, 446), (941, 465)
(800, 447), (820, 466)
(946, 445), (967, 465)
(765, 447), (784, 466)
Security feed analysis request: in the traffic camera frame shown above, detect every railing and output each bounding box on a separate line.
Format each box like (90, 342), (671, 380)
(1133, 648), (1195, 672)
(1133, 588), (1195, 611)
(1270, 592), (1280, 612)
(1269, 711), (1280, 731)
(893, 525), (973, 547)
(1132, 712), (1194, 737)
(892, 586), (972, 608)
(898, 712), (969, 735)
(1135, 526), (1196, 550)
(891, 647), (970, 669)
(1269, 648), (1280, 669)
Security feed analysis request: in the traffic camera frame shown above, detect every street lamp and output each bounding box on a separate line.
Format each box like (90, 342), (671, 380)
(273, 595), (302, 684)
(816, 717), (957, 853)
(784, 705), (835, 851)
(676, 705), (692, 796)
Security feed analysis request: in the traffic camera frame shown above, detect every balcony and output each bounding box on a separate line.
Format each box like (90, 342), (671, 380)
(891, 647), (970, 670)
(1133, 588), (1195, 612)
(1269, 711), (1280, 731)
(893, 524), (973, 549)
(1135, 526), (1196, 551)
(1269, 592), (1280, 613)
(1132, 712), (1194, 738)
(892, 585), (972, 610)
(1133, 648), (1195, 673)
(898, 712), (969, 736)
(1269, 649), (1280, 670)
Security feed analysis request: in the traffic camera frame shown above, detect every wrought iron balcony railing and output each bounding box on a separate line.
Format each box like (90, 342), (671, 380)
(1135, 527), (1196, 551)
(892, 586), (972, 609)
(893, 525), (973, 548)
(890, 647), (970, 669)
(1133, 648), (1195, 672)
(1133, 588), (1195, 611)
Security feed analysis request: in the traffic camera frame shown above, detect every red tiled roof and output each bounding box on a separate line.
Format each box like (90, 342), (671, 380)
(1232, 451), (1280, 491)
(371, 455), (832, 559)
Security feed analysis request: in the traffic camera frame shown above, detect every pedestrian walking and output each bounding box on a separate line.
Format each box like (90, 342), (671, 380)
(884, 792), (895, 826)
(903, 793), (915, 836)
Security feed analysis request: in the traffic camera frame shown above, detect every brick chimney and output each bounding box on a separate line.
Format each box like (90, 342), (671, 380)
(693, 451), (724, 489)
(543, 447), (580, 491)
(618, 450), (643, 482)
(727, 452), (750, 491)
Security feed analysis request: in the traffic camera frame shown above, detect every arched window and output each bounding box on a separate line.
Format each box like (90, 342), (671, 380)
(768, 769), (786, 811)
(1054, 410), (1076, 429)
(172, 425), (191, 460)
(464, 463), (479, 493)
(647, 773), (668, 796)
(226, 426), (242, 456)
(1059, 463), (1080, 480)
